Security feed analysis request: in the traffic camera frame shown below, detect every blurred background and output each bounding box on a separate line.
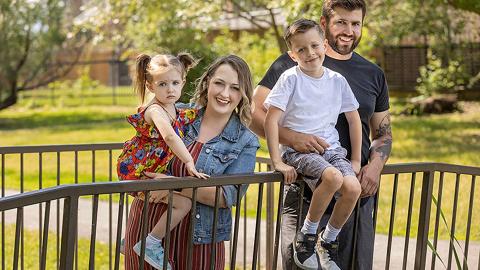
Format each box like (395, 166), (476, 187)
(2, 0), (480, 103)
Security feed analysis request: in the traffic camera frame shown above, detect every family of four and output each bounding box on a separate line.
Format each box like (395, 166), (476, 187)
(117, 0), (393, 269)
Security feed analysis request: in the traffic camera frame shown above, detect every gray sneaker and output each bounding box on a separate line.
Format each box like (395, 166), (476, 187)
(133, 241), (172, 270)
(293, 231), (319, 270)
(316, 232), (340, 270)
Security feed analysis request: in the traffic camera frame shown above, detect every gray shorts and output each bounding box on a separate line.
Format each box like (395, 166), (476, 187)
(281, 146), (356, 192)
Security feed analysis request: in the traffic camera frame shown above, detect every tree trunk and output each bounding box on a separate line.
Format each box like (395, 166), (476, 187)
(0, 90), (17, 110)
(268, 8), (287, 53)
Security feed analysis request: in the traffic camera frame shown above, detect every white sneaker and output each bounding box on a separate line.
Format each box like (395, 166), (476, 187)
(293, 231), (319, 270)
(133, 241), (172, 270)
(316, 231), (340, 270)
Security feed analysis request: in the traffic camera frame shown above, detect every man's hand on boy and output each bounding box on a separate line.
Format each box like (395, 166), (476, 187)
(273, 161), (297, 184)
(289, 131), (330, 154)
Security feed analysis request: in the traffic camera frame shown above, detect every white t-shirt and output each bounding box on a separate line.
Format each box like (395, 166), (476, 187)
(264, 66), (359, 149)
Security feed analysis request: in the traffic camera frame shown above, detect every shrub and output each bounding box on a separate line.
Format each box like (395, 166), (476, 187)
(415, 51), (469, 97)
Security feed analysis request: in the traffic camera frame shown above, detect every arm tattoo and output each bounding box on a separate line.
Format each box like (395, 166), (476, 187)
(376, 138), (392, 160)
(373, 114), (392, 161)
(373, 114), (392, 139)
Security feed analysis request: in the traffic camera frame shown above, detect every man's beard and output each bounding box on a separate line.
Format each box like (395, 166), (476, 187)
(325, 27), (361, 55)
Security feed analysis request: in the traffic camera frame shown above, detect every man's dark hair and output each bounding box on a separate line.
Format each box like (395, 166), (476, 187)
(322, 0), (366, 22)
(284, 18), (324, 49)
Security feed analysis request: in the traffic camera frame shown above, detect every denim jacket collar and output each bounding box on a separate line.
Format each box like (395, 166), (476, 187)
(190, 107), (242, 143)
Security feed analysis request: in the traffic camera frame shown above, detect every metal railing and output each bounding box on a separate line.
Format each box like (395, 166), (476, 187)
(0, 144), (280, 270)
(0, 172), (284, 270)
(1, 144), (480, 269)
(376, 163), (480, 270)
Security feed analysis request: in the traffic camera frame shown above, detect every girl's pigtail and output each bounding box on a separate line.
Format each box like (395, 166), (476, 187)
(177, 52), (198, 75)
(134, 54), (151, 104)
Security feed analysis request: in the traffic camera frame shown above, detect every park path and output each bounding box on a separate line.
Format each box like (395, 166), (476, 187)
(2, 189), (479, 269)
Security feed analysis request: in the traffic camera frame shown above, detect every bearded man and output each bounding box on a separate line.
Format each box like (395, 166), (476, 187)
(250, 0), (393, 269)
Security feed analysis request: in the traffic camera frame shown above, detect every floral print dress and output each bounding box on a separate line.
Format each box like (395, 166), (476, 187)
(117, 105), (197, 180)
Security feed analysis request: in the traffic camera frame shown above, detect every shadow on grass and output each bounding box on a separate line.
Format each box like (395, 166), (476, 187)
(0, 111), (127, 131)
(394, 115), (479, 129)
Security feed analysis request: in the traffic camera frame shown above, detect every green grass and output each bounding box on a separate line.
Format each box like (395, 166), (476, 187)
(1, 94), (480, 242)
(16, 85), (136, 108)
(0, 225), (120, 269)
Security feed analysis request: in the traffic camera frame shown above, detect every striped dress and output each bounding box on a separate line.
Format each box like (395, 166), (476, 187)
(124, 141), (225, 270)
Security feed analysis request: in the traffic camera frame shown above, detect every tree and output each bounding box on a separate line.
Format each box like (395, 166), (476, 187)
(447, 0), (480, 87)
(366, 0), (480, 62)
(0, 0), (86, 110)
(78, 1), (221, 101)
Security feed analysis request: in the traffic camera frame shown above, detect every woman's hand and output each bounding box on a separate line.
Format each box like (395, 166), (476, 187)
(138, 172), (174, 203)
(273, 161), (297, 184)
(137, 190), (169, 203)
(185, 161), (210, 179)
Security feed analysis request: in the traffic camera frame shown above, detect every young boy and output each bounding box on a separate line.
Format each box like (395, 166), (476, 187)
(264, 18), (362, 270)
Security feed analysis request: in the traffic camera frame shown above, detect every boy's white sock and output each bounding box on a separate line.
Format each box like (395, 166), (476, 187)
(322, 222), (341, 243)
(145, 233), (162, 247)
(300, 218), (319, 235)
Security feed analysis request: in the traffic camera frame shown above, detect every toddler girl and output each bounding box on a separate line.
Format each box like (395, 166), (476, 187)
(117, 52), (208, 269)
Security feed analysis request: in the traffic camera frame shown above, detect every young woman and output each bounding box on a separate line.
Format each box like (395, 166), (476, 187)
(124, 55), (260, 270)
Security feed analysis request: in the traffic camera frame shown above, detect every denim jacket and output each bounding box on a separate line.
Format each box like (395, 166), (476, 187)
(180, 106), (259, 244)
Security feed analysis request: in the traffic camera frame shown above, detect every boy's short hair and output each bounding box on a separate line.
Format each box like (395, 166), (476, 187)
(284, 18), (324, 49)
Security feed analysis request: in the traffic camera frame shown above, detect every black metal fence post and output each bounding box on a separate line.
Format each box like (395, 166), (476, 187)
(59, 196), (79, 270)
(414, 170), (435, 269)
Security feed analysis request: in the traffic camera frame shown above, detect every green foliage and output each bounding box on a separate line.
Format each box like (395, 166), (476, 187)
(0, 0), (84, 109)
(281, 0), (324, 22)
(366, 0), (477, 67)
(429, 196), (469, 269)
(72, 67), (100, 92)
(416, 51), (469, 97)
(212, 30), (281, 84)
(367, 0), (465, 45)
(80, 0), (220, 102)
(448, 0), (480, 14)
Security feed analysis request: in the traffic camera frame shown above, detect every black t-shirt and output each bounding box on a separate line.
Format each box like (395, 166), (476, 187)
(259, 52), (389, 166)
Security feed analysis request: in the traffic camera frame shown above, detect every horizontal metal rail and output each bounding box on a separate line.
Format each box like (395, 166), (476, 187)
(1, 172), (284, 270)
(381, 162), (480, 175)
(0, 143), (123, 154)
(0, 172), (281, 211)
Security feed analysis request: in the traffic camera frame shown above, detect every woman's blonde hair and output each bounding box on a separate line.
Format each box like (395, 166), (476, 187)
(134, 52), (197, 103)
(191, 55), (253, 125)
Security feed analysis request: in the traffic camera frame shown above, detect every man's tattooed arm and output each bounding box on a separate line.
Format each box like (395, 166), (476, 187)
(358, 111), (393, 197)
(370, 112), (393, 163)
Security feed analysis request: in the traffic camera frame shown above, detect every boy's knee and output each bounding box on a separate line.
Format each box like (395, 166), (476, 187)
(343, 177), (361, 198)
(320, 168), (343, 190)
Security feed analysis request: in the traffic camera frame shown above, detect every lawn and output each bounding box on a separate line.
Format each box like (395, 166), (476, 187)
(1, 90), (480, 245)
(0, 225), (118, 270)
